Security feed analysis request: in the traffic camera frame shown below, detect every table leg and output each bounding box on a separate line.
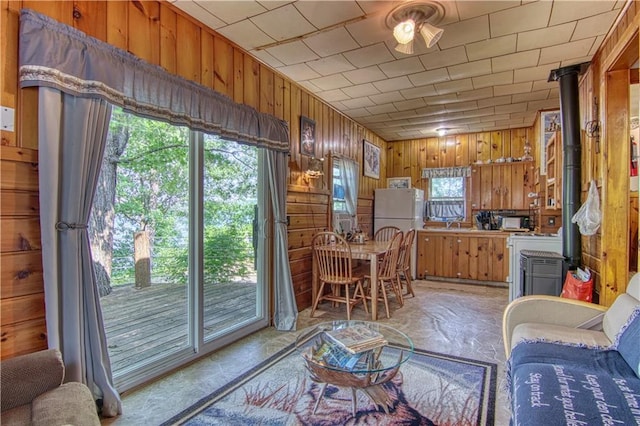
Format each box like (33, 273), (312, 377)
(370, 253), (378, 320)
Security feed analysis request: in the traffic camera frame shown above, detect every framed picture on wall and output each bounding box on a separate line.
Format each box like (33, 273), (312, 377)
(387, 177), (411, 189)
(300, 116), (316, 157)
(363, 139), (380, 179)
(540, 110), (561, 175)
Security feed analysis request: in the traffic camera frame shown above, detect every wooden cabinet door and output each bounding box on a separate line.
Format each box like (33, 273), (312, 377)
(456, 235), (470, 279)
(417, 233), (437, 278)
(470, 166), (493, 210)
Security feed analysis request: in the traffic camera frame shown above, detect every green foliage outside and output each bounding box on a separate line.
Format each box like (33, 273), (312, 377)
(106, 108), (258, 286)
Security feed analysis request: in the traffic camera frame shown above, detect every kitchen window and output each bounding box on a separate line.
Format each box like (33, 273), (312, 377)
(422, 167), (470, 220)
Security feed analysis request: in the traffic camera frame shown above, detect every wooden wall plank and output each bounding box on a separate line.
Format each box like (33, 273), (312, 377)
(213, 37), (233, 97)
(1, 191), (39, 216)
(1, 251), (43, 298)
(243, 54), (259, 109)
(106, 0), (128, 50)
(1, 3), (20, 147)
(176, 14), (200, 82)
(233, 50), (244, 104)
(128, 0), (160, 65)
(159, 3), (177, 75)
(1, 293), (45, 326)
(1, 218), (41, 252)
(200, 31), (214, 89)
(0, 318), (47, 360)
(0, 160), (39, 191)
(73, 1), (107, 40)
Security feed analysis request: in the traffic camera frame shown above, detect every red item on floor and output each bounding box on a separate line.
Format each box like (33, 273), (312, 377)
(560, 271), (593, 302)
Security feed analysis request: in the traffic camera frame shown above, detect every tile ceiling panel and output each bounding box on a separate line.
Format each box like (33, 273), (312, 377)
(173, 0), (627, 140)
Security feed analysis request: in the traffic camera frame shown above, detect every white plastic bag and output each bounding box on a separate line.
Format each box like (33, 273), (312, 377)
(571, 180), (601, 236)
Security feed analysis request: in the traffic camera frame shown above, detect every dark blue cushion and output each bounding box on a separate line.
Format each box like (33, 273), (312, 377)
(509, 342), (640, 425)
(614, 307), (640, 378)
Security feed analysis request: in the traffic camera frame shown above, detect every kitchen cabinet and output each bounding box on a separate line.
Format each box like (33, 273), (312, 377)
(470, 162), (534, 210)
(417, 230), (508, 282)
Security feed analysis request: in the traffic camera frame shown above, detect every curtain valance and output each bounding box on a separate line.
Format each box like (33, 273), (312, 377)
(421, 166), (471, 179)
(18, 9), (289, 152)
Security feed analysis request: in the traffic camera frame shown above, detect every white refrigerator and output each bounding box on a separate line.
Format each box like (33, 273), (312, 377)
(374, 188), (425, 278)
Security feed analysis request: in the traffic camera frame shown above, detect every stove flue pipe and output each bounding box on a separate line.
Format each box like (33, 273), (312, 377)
(548, 63), (590, 269)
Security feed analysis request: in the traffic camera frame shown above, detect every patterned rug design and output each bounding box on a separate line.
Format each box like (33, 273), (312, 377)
(162, 342), (496, 426)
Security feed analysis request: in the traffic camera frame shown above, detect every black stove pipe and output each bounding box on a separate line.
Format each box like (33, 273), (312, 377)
(548, 63), (590, 269)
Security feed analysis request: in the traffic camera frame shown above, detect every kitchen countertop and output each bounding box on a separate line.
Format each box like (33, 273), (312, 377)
(420, 228), (526, 237)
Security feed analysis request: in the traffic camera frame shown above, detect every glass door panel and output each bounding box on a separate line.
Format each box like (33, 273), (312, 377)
(201, 134), (262, 341)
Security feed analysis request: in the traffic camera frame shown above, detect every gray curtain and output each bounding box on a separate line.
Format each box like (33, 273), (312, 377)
(38, 87), (121, 416)
(267, 151), (298, 331)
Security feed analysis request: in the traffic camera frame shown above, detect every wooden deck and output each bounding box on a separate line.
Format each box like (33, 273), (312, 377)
(100, 280), (257, 373)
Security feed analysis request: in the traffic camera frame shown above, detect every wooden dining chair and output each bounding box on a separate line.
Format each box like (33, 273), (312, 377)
(396, 229), (416, 298)
(363, 231), (403, 318)
(374, 226), (401, 242)
(310, 232), (369, 320)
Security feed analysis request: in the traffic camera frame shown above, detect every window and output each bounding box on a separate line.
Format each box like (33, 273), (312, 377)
(331, 156), (359, 233)
(422, 167), (470, 220)
(332, 160), (347, 213)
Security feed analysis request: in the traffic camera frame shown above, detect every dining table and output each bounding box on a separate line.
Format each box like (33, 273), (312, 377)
(311, 239), (390, 321)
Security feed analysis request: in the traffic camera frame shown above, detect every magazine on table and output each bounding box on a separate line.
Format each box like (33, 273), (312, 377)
(323, 325), (387, 354)
(311, 340), (377, 370)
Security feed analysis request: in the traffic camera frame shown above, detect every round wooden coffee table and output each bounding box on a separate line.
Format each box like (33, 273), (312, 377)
(295, 320), (414, 416)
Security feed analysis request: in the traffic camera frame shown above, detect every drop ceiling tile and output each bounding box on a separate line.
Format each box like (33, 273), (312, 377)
(408, 68), (451, 86)
(415, 105), (448, 116)
(304, 28), (360, 57)
(307, 55), (355, 76)
(549, 1), (618, 26)
(490, 1), (552, 38)
(514, 63), (560, 83)
(346, 107), (372, 117)
(571, 10), (620, 40)
(196, 1), (267, 25)
(456, 87), (494, 101)
(539, 38), (595, 64)
(216, 20), (275, 50)
(495, 102), (528, 114)
(342, 97), (376, 109)
(366, 104), (398, 115)
(394, 98), (427, 111)
(250, 4), (316, 41)
(316, 89), (350, 102)
(265, 41), (319, 65)
(257, 1), (290, 11)
(495, 117), (524, 127)
(512, 90), (551, 103)
(172, 1), (226, 29)
(438, 16), (490, 50)
(331, 101), (348, 111)
(517, 23), (576, 52)
(400, 85), (438, 100)
(511, 111), (538, 120)
(445, 101), (479, 113)
(370, 91), (406, 104)
(298, 80), (322, 93)
(492, 50), (540, 73)
(278, 63), (321, 81)
(424, 93), (459, 105)
(379, 57), (425, 78)
(250, 49), (284, 68)
(344, 43), (396, 68)
(342, 66), (387, 84)
(373, 76), (414, 93)
(342, 83), (380, 98)
(466, 35), (517, 61)
(389, 110), (419, 120)
(435, 78), (474, 95)
(310, 73), (353, 91)
(345, 14), (390, 47)
(455, 1), (520, 20)
(560, 57), (593, 68)
(494, 82), (533, 96)
(484, 113), (511, 123)
(448, 59), (492, 80)
(477, 95), (512, 108)
(419, 46), (468, 70)
(472, 70), (513, 89)
(532, 80), (557, 92)
(527, 99), (561, 111)
(548, 88), (560, 99)
(294, 1), (365, 29)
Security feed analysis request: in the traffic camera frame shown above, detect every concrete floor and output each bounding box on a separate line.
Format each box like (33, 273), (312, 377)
(101, 280), (511, 425)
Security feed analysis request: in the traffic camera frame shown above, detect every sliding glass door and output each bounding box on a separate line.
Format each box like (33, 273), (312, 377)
(91, 108), (267, 390)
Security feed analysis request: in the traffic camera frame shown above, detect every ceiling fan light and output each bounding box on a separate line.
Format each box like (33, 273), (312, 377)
(395, 40), (414, 55)
(393, 19), (415, 44)
(420, 22), (444, 48)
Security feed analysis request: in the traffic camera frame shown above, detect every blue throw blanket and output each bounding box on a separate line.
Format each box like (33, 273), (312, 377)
(509, 342), (640, 425)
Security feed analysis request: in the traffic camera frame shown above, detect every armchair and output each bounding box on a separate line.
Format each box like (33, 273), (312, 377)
(1, 349), (101, 426)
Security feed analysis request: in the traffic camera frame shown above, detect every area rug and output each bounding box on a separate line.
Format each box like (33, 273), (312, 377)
(161, 342), (497, 426)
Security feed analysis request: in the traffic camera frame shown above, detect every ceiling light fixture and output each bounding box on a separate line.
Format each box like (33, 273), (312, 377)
(386, 1), (445, 55)
(437, 128), (449, 136)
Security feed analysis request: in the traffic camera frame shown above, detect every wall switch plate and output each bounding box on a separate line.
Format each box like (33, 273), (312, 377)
(1, 107), (15, 132)
(548, 216), (556, 225)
